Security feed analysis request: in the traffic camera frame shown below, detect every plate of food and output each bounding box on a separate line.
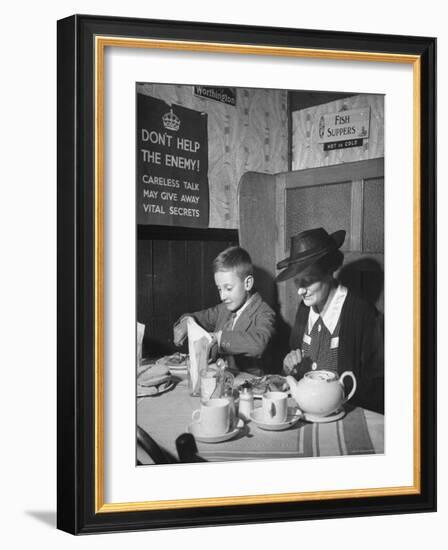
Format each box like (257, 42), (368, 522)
(155, 352), (188, 369)
(137, 364), (174, 397)
(234, 374), (290, 398)
(155, 352), (189, 378)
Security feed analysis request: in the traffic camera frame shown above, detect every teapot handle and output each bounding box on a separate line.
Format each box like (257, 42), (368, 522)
(340, 371), (357, 404)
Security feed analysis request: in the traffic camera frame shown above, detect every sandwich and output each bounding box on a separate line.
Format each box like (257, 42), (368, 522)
(156, 352), (188, 368)
(138, 363), (171, 388)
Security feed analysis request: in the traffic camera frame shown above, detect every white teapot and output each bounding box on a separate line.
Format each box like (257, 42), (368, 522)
(287, 370), (357, 418)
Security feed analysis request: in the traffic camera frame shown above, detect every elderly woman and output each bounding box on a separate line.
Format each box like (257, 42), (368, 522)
(276, 227), (384, 414)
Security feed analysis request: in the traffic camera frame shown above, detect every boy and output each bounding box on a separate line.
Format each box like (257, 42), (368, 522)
(173, 246), (275, 375)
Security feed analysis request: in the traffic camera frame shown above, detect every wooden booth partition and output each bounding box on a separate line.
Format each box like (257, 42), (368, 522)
(239, 158), (384, 368)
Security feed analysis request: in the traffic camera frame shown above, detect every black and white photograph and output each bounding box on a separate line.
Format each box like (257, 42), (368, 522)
(135, 83), (385, 465)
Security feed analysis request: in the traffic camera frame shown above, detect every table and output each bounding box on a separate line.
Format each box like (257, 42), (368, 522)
(137, 378), (384, 464)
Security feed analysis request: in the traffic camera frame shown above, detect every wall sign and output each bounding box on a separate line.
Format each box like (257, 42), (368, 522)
(323, 138), (364, 151)
(137, 94), (209, 227)
(194, 86), (237, 106)
(317, 107), (371, 144)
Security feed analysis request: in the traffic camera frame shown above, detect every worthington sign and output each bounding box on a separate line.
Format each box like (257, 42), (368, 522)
(194, 86), (237, 106)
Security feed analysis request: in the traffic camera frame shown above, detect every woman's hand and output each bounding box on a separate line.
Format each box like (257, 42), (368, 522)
(283, 349), (302, 375)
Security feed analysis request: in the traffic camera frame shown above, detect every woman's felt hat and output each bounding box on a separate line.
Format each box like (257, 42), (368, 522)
(276, 227), (346, 282)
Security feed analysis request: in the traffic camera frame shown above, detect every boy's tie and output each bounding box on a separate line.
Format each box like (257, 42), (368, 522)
(221, 312), (237, 372)
(223, 312), (236, 331)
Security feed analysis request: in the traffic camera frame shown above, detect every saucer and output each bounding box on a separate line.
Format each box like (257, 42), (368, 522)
(250, 407), (302, 431)
(137, 380), (174, 398)
(303, 409), (346, 423)
(188, 418), (244, 443)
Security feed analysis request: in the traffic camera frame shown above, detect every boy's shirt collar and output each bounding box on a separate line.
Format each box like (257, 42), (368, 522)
(231, 293), (254, 328)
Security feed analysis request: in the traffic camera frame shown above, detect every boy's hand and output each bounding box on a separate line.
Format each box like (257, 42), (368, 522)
(173, 316), (191, 346)
(283, 349), (302, 375)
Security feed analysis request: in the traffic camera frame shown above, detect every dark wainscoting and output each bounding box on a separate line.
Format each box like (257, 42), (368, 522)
(137, 225), (238, 357)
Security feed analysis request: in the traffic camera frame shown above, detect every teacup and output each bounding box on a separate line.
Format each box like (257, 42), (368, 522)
(192, 398), (230, 435)
(262, 391), (288, 424)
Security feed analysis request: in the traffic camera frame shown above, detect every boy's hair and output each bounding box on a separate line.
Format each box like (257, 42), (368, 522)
(212, 246), (253, 280)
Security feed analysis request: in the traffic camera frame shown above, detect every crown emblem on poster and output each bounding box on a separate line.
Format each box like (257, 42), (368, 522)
(162, 108), (181, 131)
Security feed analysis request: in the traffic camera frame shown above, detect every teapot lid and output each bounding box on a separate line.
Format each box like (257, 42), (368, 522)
(305, 370), (338, 382)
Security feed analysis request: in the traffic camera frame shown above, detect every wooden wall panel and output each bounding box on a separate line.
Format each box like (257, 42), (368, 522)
(283, 163), (384, 320)
(285, 182), (352, 247)
(137, 84), (288, 229)
(184, 240), (204, 313)
(137, 239), (153, 323)
(137, 234), (238, 357)
(238, 172), (278, 309)
(363, 177), (385, 253)
(292, 94), (384, 170)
